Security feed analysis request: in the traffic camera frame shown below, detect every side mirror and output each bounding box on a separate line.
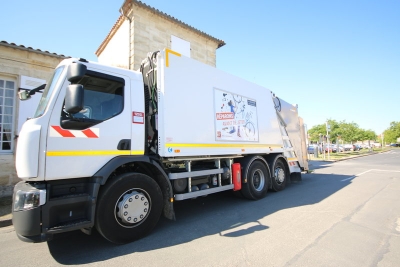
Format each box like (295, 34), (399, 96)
(67, 62), (87, 83)
(18, 84), (46, 101)
(18, 90), (31, 101)
(65, 84), (84, 114)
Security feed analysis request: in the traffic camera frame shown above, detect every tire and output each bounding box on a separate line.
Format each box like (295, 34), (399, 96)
(95, 173), (163, 244)
(241, 160), (270, 200)
(271, 159), (287, 192)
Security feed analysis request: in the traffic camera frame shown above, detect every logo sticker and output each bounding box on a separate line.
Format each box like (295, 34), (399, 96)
(132, 112), (144, 124)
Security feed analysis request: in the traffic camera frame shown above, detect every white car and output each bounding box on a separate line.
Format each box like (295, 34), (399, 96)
(344, 144), (353, 151)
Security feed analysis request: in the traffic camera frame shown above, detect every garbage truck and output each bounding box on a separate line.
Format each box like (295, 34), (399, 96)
(13, 49), (308, 244)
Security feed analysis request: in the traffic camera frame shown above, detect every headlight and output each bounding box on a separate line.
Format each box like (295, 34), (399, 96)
(13, 189), (46, 211)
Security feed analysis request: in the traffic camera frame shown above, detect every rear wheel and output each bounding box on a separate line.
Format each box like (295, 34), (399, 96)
(95, 173), (163, 244)
(271, 159), (287, 192)
(241, 160), (270, 200)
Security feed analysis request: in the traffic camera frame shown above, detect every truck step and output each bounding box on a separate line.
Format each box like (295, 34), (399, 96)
(175, 184), (234, 200)
(168, 168), (224, 180)
(50, 193), (90, 200)
(46, 219), (92, 234)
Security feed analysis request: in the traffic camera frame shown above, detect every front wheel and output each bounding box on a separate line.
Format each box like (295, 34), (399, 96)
(95, 173), (163, 244)
(241, 160), (270, 200)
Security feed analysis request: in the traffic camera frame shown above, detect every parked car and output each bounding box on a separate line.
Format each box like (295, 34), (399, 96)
(353, 144), (362, 151)
(331, 144), (344, 153)
(344, 144), (353, 151)
(360, 144), (371, 149)
(308, 145), (324, 154)
(390, 143), (400, 147)
(323, 145), (333, 153)
(307, 145), (315, 154)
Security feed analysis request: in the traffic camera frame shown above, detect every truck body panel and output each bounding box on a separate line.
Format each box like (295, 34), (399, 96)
(158, 49), (284, 157)
(275, 97), (309, 171)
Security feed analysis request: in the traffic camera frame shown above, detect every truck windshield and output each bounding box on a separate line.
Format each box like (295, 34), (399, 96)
(34, 66), (65, 118)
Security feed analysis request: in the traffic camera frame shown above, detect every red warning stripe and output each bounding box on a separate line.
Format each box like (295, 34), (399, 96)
(51, 126), (99, 138)
(82, 129), (98, 138)
(51, 126), (75, 137)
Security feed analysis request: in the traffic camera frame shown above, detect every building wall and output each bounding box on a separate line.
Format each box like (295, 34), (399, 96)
(0, 44), (65, 195)
(97, 20), (130, 69)
(130, 6), (218, 70)
(97, 4), (221, 71)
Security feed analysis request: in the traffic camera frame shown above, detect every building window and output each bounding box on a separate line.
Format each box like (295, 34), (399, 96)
(0, 78), (15, 152)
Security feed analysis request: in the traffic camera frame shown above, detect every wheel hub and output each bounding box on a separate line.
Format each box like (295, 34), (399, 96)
(117, 191), (149, 225)
(253, 170), (265, 191)
(275, 167), (285, 184)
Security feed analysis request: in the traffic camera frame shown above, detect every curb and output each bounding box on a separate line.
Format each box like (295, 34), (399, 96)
(0, 195), (12, 228)
(307, 151), (390, 173)
(0, 218), (12, 228)
(309, 150), (387, 163)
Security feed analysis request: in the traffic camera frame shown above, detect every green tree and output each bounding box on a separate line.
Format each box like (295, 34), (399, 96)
(360, 129), (376, 141)
(308, 119), (340, 143)
(383, 121), (400, 143)
(308, 120), (376, 144)
(308, 124), (326, 143)
(337, 121), (360, 143)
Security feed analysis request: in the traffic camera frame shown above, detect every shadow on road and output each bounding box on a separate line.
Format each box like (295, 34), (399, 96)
(47, 172), (354, 265)
(308, 160), (334, 170)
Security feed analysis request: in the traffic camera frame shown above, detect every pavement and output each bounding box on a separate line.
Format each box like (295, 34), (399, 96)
(0, 150), (389, 229)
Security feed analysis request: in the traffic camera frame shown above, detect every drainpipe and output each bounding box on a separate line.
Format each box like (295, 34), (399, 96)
(119, 2), (132, 70)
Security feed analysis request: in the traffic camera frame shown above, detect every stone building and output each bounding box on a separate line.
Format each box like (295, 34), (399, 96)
(96, 0), (225, 70)
(0, 41), (67, 195)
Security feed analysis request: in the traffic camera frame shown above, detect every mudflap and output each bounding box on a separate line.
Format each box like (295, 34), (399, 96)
(290, 172), (302, 183)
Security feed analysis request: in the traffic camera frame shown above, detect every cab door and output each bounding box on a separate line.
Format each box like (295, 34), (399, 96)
(45, 68), (132, 180)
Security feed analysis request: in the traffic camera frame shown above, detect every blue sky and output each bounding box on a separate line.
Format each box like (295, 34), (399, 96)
(1, 0), (399, 135)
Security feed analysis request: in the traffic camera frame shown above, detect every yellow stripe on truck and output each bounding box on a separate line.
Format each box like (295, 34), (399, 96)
(165, 49), (181, 67)
(46, 150), (144, 156)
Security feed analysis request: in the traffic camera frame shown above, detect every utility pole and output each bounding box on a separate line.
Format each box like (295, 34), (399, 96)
(326, 121), (330, 160)
(319, 133), (325, 160)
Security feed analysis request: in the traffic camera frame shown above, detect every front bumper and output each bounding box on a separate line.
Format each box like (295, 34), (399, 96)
(12, 182), (52, 242)
(12, 178), (99, 243)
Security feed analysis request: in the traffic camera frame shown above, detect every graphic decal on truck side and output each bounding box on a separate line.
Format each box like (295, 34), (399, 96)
(214, 88), (259, 142)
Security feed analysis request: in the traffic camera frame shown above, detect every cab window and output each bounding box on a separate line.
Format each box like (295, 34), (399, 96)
(61, 71), (125, 130)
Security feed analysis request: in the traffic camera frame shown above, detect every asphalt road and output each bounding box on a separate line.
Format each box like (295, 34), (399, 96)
(1, 151), (399, 266)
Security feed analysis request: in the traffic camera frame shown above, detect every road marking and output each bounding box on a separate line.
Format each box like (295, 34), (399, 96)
(341, 176), (356, 182)
(341, 169), (400, 182)
(341, 170), (372, 181)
